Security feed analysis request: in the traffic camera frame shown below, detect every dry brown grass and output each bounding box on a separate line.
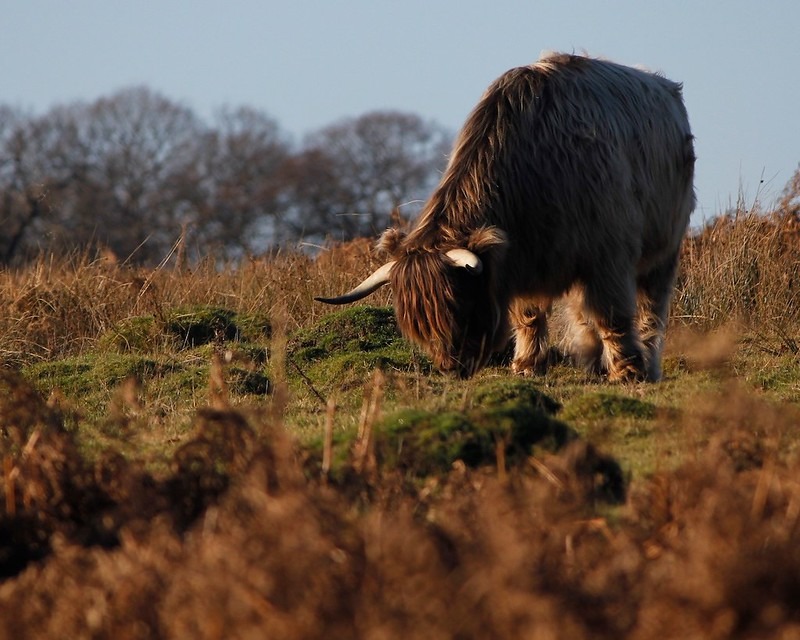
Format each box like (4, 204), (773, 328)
(0, 240), (391, 367)
(674, 207), (800, 350)
(2, 210), (797, 367)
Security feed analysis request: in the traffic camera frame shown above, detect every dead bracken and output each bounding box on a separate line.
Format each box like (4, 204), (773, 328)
(2, 370), (800, 638)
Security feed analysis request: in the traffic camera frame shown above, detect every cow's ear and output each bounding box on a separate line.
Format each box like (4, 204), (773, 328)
(467, 226), (507, 256)
(377, 228), (407, 256)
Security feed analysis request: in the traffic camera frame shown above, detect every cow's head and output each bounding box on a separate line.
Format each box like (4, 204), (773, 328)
(316, 226), (509, 377)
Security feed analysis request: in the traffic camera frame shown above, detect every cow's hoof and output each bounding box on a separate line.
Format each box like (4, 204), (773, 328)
(607, 361), (647, 383)
(512, 358), (547, 376)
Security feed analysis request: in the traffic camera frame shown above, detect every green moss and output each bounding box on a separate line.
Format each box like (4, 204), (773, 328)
(165, 305), (271, 349)
(233, 312), (273, 341)
(290, 306), (402, 362)
(25, 352), (180, 423)
(470, 377), (562, 415)
(287, 306), (431, 392)
(23, 353), (178, 402)
(99, 315), (162, 353)
(157, 363), (209, 396)
(24, 357), (97, 396)
(21, 347), (272, 466)
(561, 393), (658, 422)
(229, 343), (269, 366)
(96, 353), (165, 384)
(99, 307), (272, 356)
(373, 379), (573, 477)
(550, 390), (667, 479)
(228, 367), (270, 396)
(166, 306), (237, 347)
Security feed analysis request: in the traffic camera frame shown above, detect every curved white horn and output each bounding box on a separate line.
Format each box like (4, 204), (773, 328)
(314, 261), (396, 305)
(445, 248), (483, 274)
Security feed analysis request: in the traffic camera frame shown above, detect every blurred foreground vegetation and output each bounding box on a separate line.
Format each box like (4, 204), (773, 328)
(1, 208), (800, 637)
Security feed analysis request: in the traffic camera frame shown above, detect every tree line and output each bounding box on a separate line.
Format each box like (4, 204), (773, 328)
(0, 87), (452, 265)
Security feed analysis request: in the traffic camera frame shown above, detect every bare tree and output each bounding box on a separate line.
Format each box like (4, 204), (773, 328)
(1, 93), (452, 263)
(0, 105), (86, 263)
(0, 105), (32, 263)
(185, 106), (290, 257)
(280, 111), (451, 243)
(68, 87), (203, 262)
(0, 89), (204, 264)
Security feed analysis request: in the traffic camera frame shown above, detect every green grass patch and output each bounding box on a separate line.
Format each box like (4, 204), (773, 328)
(99, 306), (273, 355)
(14, 295), (798, 487)
(376, 401), (572, 477)
(165, 305), (271, 348)
(24, 353), (168, 398)
(287, 306), (431, 395)
(306, 377), (574, 480)
(561, 393), (658, 422)
(98, 315), (163, 353)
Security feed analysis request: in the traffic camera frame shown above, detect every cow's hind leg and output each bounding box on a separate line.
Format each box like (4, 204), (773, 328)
(584, 276), (647, 382)
(510, 298), (551, 375)
(637, 251), (681, 382)
(563, 286), (604, 374)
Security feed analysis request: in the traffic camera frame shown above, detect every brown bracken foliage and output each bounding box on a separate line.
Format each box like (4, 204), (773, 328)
(2, 369), (800, 638)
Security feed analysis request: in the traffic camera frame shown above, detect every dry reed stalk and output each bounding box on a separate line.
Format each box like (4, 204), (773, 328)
(528, 456), (565, 491)
(751, 461), (776, 520)
(322, 398), (336, 479)
(268, 303), (289, 385)
(5, 429), (42, 514)
(354, 370), (385, 476)
(3, 456), (14, 517)
(208, 353), (230, 410)
(495, 436), (507, 482)
(785, 480), (800, 532)
(289, 360), (326, 405)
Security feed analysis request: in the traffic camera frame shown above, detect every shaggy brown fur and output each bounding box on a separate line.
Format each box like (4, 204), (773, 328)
(321, 52), (696, 380)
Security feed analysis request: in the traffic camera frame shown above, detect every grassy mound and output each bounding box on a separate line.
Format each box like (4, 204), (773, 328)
(376, 378), (573, 476)
(561, 392), (658, 422)
(100, 305), (272, 353)
(287, 306), (431, 391)
(22, 306), (272, 461)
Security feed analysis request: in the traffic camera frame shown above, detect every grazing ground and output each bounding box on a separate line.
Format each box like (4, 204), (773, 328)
(1, 210), (800, 638)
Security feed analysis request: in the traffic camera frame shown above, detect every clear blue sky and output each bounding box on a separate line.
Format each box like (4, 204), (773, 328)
(2, 0), (799, 225)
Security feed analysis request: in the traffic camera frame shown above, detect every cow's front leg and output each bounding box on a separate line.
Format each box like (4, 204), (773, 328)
(510, 299), (551, 375)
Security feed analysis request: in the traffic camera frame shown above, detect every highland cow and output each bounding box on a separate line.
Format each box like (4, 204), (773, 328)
(316, 52), (695, 381)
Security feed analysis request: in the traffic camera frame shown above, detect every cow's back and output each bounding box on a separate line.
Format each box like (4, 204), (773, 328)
(509, 55), (692, 275)
(422, 53), (694, 295)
